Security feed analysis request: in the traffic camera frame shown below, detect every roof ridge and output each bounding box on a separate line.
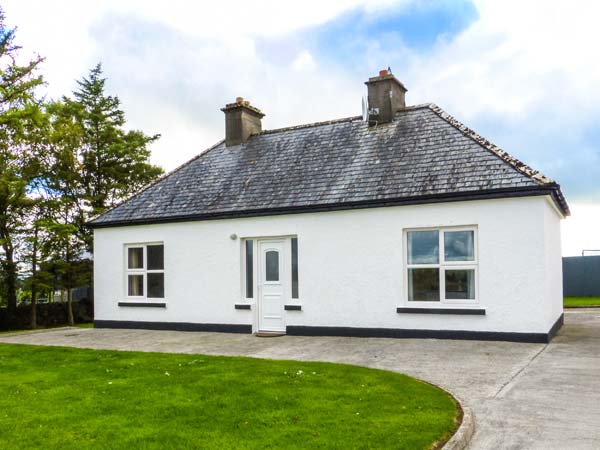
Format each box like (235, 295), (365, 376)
(400, 103), (434, 111)
(257, 103), (433, 136)
(88, 139), (225, 224)
(258, 115), (362, 135)
(426, 103), (554, 185)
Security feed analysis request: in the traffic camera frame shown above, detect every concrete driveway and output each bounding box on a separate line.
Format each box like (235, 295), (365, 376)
(1, 309), (599, 449)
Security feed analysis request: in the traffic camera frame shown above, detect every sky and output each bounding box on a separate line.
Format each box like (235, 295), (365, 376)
(3, 0), (600, 255)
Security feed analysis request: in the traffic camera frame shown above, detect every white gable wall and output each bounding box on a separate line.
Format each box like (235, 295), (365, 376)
(94, 195), (563, 335)
(543, 198), (564, 328)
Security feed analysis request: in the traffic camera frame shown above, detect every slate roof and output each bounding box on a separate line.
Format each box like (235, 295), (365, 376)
(90, 103), (569, 227)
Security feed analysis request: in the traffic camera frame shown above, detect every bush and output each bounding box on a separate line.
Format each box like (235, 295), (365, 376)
(0, 299), (93, 331)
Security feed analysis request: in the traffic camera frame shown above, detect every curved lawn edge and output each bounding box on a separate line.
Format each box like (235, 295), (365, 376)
(0, 343), (461, 450)
(409, 378), (473, 450)
(442, 405), (474, 450)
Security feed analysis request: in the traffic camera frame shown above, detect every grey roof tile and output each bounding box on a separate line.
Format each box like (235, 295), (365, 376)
(91, 104), (569, 226)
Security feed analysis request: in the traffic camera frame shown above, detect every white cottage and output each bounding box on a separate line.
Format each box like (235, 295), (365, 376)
(90, 71), (569, 343)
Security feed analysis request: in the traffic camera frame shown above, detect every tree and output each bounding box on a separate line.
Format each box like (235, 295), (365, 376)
(45, 64), (162, 323)
(0, 7), (45, 312)
(43, 203), (87, 326)
(49, 64), (162, 252)
(20, 202), (55, 328)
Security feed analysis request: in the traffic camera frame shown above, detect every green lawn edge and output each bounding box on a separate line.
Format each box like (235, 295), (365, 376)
(0, 323), (93, 334)
(564, 297), (600, 307)
(0, 343), (460, 450)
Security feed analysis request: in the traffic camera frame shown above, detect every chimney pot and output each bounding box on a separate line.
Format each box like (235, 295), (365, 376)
(221, 98), (265, 146)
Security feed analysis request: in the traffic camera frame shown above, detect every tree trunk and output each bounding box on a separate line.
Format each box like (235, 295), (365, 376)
(65, 243), (74, 326)
(31, 291), (37, 329)
(3, 249), (18, 313)
(30, 226), (38, 329)
(0, 222), (18, 312)
(66, 288), (74, 327)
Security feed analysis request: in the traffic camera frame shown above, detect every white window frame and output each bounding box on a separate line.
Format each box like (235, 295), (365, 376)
(123, 242), (165, 302)
(403, 226), (478, 306)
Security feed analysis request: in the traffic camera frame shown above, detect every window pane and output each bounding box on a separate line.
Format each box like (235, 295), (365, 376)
(445, 270), (475, 299)
(128, 274), (144, 296)
(265, 250), (279, 282)
(444, 231), (474, 262)
(407, 231), (439, 264)
(128, 247), (143, 269)
(147, 245), (164, 270)
(245, 240), (253, 298)
(408, 268), (440, 301)
(291, 238), (299, 299)
(147, 273), (165, 298)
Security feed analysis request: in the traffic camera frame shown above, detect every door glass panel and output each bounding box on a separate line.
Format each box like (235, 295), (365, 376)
(291, 238), (299, 298)
(408, 268), (440, 301)
(147, 273), (164, 298)
(127, 247), (143, 269)
(128, 274), (144, 296)
(265, 250), (279, 282)
(245, 240), (253, 298)
(445, 269), (475, 299)
(147, 244), (164, 270)
(407, 231), (439, 264)
(444, 231), (474, 262)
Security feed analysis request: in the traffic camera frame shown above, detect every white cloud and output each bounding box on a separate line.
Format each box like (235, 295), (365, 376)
(8, 0), (598, 154)
(389, 0), (600, 256)
(2, 0), (408, 165)
(292, 50), (316, 71)
(3, 0), (407, 97)
(403, 1), (600, 121)
(3, 0), (600, 255)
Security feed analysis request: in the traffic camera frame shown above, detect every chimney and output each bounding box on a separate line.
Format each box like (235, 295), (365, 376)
(221, 97), (265, 146)
(365, 69), (407, 124)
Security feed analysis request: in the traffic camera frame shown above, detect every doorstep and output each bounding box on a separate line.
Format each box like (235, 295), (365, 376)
(255, 332), (286, 337)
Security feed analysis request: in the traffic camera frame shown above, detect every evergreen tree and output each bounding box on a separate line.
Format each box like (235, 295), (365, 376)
(0, 8), (45, 312)
(49, 64), (162, 252)
(46, 64), (163, 323)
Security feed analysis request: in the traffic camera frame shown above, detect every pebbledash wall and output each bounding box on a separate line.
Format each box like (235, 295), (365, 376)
(94, 195), (564, 342)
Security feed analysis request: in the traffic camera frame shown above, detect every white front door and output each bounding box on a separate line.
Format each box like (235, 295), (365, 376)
(257, 239), (286, 333)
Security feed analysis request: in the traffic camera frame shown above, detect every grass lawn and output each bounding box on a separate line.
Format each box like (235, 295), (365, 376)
(564, 297), (600, 307)
(0, 345), (458, 450)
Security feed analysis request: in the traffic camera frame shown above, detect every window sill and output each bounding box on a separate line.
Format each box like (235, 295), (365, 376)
(284, 304), (302, 311)
(118, 302), (166, 308)
(396, 307), (485, 315)
(235, 304), (252, 310)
